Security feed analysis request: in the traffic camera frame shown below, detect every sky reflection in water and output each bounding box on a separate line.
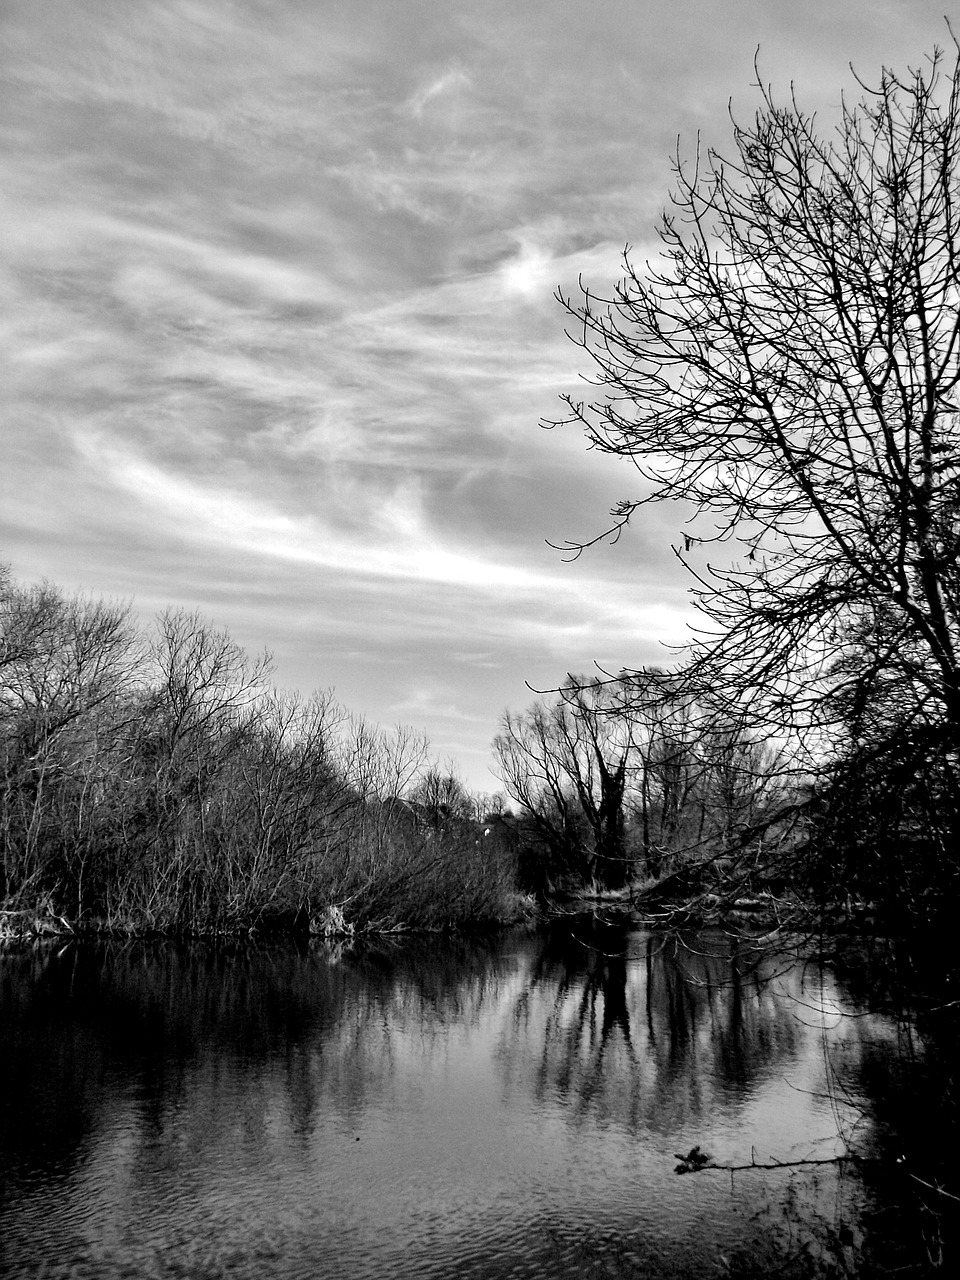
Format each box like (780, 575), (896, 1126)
(0, 928), (892, 1278)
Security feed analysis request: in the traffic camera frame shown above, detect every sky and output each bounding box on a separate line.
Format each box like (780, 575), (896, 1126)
(1, 0), (954, 793)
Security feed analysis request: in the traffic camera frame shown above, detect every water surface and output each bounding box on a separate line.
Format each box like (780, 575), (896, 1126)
(0, 925), (909, 1277)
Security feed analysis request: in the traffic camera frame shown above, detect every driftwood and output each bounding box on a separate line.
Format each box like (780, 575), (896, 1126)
(674, 1145), (854, 1175)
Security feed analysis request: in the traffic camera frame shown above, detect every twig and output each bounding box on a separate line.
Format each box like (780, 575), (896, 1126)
(907, 1173), (960, 1203)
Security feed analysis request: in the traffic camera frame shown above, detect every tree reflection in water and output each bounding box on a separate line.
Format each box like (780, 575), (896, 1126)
(504, 922), (808, 1141)
(0, 930), (946, 1278)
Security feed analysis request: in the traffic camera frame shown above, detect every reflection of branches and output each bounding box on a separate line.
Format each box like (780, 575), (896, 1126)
(505, 924), (810, 1137)
(532, 935), (641, 1111)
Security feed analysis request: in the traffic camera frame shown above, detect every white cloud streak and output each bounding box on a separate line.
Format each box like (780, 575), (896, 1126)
(1, 0), (954, 787)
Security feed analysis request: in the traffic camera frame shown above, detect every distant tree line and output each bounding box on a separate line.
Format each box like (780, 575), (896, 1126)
(0, 566), (515, 935)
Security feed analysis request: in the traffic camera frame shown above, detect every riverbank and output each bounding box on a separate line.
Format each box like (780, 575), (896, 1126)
(0, 893), (543, 944)
(1, 879), (803, 944)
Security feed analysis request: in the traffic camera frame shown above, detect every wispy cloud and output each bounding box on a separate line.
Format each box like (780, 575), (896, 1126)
(2, 0), (954, 788)
(407, 64), (474, 119)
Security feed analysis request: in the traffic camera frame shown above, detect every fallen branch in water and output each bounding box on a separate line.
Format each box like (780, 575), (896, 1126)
(677, 1150), (960, 1211)
(674, 1145), (853, 1175)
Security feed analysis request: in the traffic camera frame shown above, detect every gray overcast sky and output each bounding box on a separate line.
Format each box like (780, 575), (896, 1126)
(1, 0), (953, 791)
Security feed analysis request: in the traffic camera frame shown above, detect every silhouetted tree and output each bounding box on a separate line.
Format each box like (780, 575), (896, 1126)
(493, 681), (633, 893)
(549, 40), (960, 916)
(551, 42), (960, 752)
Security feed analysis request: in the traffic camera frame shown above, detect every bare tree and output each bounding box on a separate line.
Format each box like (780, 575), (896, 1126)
(408, 767), (473, 832)
(550, 41), (960, 754)
(0, 579), (140, 910)
(494, 679), (634, 892)
(215, 688), (351, 924)
(108, 610), (273, 925)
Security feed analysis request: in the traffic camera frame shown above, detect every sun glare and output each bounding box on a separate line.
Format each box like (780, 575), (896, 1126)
(501, 243), (549, 300)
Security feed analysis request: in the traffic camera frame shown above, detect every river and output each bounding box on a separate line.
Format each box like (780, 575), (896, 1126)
(0, 923), (942, 1277)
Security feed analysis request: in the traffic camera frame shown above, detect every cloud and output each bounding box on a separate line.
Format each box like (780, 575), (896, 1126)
(3, 0), (956, 790)
(407, 65), (473, 118)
